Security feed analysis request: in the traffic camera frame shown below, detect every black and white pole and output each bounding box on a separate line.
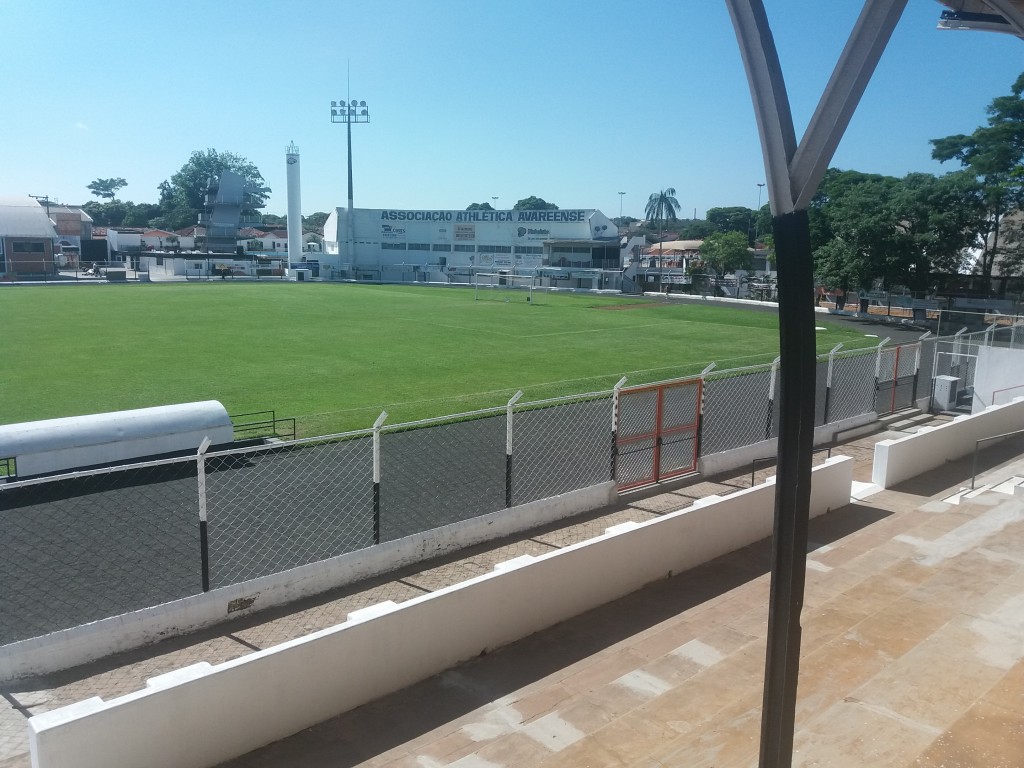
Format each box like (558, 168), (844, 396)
(873, 337), (891, 405)
(372, 411), (387, 545)
(696, 363), (715, 459)
(765, 356), (781, 440)
(952, 327), (968, 381)
(912, 332), (930, 407)
(610, 376), (628, 481)
(823, 343), (843, 425)
(505, 391), (523, 508)
(197, 436), (212, 593)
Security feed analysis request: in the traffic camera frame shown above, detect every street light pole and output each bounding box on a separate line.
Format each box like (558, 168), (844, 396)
(755, 182), (766, 242)
(492, 196), (499, 209)
(330, 89), (370, 272)
(618, 191), (625, 219)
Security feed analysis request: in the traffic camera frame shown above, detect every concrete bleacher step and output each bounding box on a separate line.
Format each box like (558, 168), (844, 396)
(878, 409), (930, 432)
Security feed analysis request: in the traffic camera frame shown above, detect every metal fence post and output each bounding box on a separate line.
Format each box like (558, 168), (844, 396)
(984, 317), (1000, 347)
(610, 376), (628, 481)
(873, 337), (890, 409)
(505, 391), (523, 507)
(372, 411), (388, 544)
(766, 356), (781, 439)
(952, 327), (967, 381)
(696, 363), (715, 458)
(823, 343), (842, 425)
(196, 436), (212, 592)
(912, 331), (930, 407)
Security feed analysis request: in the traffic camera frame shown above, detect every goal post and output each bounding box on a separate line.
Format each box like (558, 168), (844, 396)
(473, 272), (539, 304)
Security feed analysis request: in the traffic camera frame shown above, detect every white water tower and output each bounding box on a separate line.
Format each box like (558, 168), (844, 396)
(285, 142), (302, 271)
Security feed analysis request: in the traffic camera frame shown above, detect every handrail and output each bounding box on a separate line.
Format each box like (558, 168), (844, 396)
(970, 428), (1024, 490)
(230, 410), (296, 441)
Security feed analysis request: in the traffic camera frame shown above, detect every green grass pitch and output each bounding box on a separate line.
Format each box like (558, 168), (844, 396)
(2, 283), (877, 437)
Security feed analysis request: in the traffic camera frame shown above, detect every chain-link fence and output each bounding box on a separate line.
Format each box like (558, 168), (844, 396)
(512, 393), (613, 506)
(205, 435), (375, 587)
(0, 459), (200, 646)
(0, 327), (997, 647)
(701, 366), (776, 455)
(380, 412), (506, 541)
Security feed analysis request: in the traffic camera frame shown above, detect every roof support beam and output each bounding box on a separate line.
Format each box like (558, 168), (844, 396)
(724, 3), (907, 767)
(986, 0), (1024, 34)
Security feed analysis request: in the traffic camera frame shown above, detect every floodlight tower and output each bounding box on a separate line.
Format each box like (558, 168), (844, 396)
(330, 92), (369, 264)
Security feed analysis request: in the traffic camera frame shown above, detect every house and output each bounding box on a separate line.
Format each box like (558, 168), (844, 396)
(141, 229), (179, 251)
(0, 195), (58, 276)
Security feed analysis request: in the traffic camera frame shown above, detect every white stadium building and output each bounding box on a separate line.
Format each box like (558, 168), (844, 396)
(322, 207), (624, 290)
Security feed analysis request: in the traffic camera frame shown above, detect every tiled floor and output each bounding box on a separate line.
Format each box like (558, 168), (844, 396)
(6, 414), (1024, 767)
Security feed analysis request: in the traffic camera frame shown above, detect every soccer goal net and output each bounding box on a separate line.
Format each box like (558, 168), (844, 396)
(473, 273), (539, 304)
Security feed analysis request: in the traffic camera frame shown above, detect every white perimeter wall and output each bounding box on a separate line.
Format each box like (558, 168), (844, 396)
(2, 483), (616, 680)
(29, 457), (853, 768)
(972, 346), (1024, 412)
(872, 397), (1024, 488)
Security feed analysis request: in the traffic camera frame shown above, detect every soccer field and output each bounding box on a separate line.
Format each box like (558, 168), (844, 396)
(2, 282), (877, 436)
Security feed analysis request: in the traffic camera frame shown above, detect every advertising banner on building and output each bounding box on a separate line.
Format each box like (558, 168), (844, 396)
(454, 224), (475, 241)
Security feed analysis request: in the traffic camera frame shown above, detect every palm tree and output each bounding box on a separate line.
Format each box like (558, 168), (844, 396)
(645, 188), (680, 289)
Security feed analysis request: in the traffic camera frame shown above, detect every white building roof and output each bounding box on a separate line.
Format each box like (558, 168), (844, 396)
(0, 196), (59, 238)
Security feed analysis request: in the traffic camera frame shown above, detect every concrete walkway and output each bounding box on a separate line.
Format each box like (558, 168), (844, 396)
(5, 412), (1024, 767)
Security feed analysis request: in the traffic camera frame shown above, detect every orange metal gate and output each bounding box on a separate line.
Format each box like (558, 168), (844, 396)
(615, 378), (702, 490)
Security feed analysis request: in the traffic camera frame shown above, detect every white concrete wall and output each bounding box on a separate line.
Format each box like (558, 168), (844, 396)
(2, 482), (616, 681)
(29, 457), (852, 768)
(697, 411), (877, 478)
(871, 397), (1024, 488)
(972, 345), (1024, 412)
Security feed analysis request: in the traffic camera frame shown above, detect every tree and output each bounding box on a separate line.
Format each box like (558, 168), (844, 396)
(513, 196), (558, 210)
(894, 171), (986, 279)
(811, 172), (908, 292)
(466, 202), (495, 211)
(931, 72), (1024, 280)
(162, 149), (269, 221)
(645, 188), (680, 280)
(700, 231), (753, 275)
(706, 206), (755, 240)
(304, 212), (330, 233)
(87, 177), (127, 201)
(82, 200), (130, 227)
(121, 203), (164, 228)
(809, 167), (990, 292)
(677, 219), (716, 239)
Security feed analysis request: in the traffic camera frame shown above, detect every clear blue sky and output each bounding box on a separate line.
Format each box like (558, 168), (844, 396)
(2, 1), (1021, 221)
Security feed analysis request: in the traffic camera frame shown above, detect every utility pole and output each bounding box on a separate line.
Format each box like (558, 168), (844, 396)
(29, 194), (52, 219)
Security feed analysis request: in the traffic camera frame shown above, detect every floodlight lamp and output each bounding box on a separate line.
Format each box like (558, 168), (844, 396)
(331, 109), (338, 117)
(359, 101), (366, 107)
(331, 101), (337, 107)
(351, 99), (358, 106)
(360, 109), (368, 116)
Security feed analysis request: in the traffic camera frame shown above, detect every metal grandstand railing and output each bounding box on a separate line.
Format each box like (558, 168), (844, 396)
(230, 410), (297, 442)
